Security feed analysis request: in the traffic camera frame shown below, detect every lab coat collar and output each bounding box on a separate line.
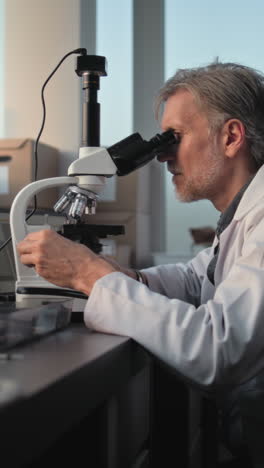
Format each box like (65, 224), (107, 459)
(234, 164), (264, 221)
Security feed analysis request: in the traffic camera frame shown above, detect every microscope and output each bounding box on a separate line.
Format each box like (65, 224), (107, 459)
(10, 51), (177, 308)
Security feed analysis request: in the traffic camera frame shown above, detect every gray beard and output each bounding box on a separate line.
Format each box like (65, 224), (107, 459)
(174, 145), (225, 203)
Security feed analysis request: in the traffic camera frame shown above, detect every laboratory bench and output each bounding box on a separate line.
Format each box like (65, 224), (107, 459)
(0, 322), (151, 468)
(0, 299), (217, 468)
(0, 211), (203, 467)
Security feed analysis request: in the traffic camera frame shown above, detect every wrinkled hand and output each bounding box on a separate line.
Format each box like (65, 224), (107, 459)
(17, 229), (118, 295)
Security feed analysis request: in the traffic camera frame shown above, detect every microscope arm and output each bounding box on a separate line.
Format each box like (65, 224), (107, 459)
(10, 176), (77, 289)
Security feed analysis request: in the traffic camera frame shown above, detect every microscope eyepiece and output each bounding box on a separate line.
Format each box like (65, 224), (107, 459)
(107, 129), (178, 176)
(149, 129), (177, 149)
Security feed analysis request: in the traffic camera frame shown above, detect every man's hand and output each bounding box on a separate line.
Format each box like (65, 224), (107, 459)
(17, 229), (118, 296)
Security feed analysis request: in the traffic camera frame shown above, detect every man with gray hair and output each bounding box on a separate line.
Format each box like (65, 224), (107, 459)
(17, 62), (264, 467)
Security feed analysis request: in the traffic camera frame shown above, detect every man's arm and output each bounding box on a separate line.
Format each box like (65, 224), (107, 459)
(17, 229), (117, 294)
(18, 228), (236, 388)
(140, 247), (213, 304)
(17, 229), (207, 303)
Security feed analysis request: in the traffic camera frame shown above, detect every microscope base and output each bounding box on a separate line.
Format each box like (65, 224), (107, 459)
(16, 287), (88, 309)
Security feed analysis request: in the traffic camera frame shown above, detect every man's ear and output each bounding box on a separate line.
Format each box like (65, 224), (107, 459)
(223, 119), (245, 159)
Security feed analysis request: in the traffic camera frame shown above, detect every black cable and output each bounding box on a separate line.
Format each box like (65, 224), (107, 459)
(0, 236), (12, 251)
(0, 48), (87, 253)
(28, 47), (87, 221)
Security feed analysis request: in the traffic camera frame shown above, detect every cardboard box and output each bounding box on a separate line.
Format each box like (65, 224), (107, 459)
(0, 138), (59, 209)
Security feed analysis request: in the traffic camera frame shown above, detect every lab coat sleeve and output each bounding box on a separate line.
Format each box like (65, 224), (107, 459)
(84, 223), (264, 388)
(140, 246), (212, 305)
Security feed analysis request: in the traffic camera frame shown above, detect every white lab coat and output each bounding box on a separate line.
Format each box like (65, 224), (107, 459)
(84, 165), (264, 388)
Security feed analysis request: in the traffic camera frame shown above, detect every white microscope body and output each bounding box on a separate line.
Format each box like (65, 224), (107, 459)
(10, 146), (117, 307)
(9, 49), (176, 308)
